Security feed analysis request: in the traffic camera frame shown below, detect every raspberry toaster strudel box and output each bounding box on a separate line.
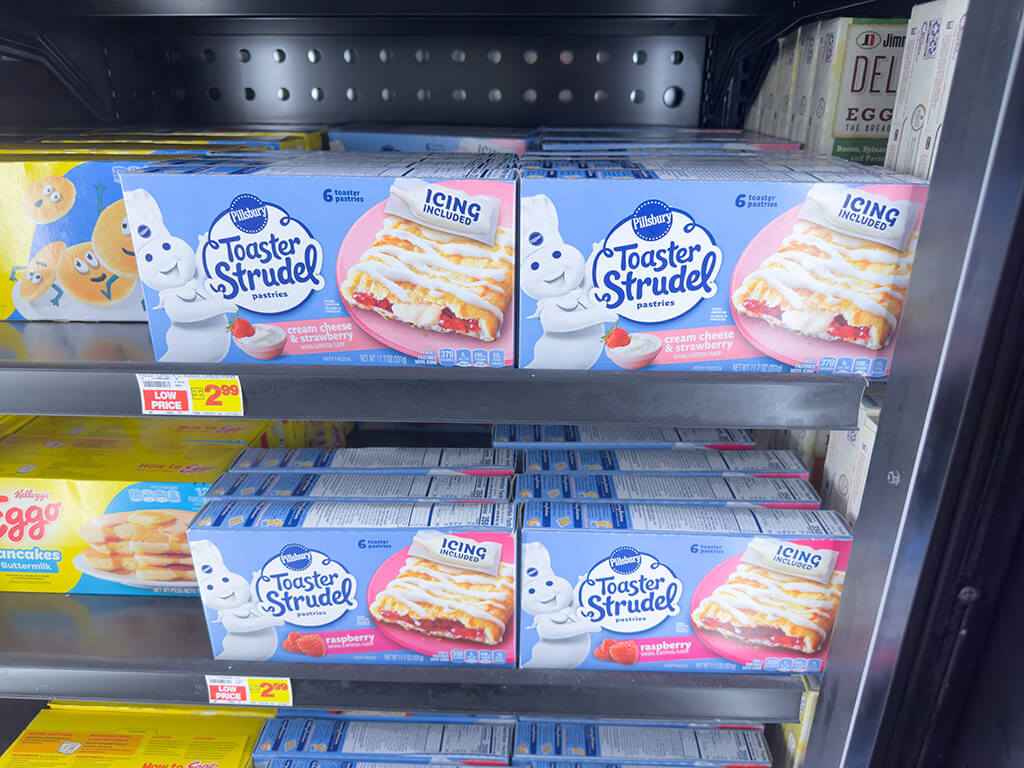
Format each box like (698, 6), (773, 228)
(208, 471), (511, 502)
(522, 449), (808, 478)
(516, 474), (819, 508)
(189, 500), (517, 665)
(232, 446), (516, 475)
(120, 152), (517, 366)
(511, 720), (771, 767)
(519, 502), (850, 672)
(253, 718), (513, 768)
(0, 441), (238, 595)
(519, 154), (927, 377)
(493, 425), (755, 450)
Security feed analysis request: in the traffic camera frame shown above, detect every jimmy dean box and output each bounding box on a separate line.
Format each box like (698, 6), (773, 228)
(120, 152), (516, 366)
(0, 707), (265, 768)
(805, 18), (907, 164)
(190, 500), (516, 666)
(329, 124), (534, 155)
(493, 426), (755, 450)
(516, 475), (819, 507)
(14, 415), (284, 446)
(519, 154), (926, 377)
(0, 441), (238, 595)
(233, 446), (516, 475)
(522, 449), (808, 478)
(253, 718), (513, 768)
(208, 472), (511, 502)
(511, 721), (771, 766)
(519, 503), (850, 673)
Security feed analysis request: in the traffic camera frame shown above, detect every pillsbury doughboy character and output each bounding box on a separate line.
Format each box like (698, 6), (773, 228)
(521, 541), (597, 668)
(192, 539), (283, 661)
(124, 188), (235, 363)
(520, 195), (617, 369)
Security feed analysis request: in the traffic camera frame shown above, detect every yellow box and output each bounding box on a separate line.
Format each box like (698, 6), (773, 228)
(16, 416), (283, 447)
(49, 700), (277, 719)
(33, 134), (306, 151)
(0, 707), (263, 768)
(0, 441), (238, 595)
(777, 676), (819, 768)
(97, 127), (328, 150)
(0, 415), (33, 440)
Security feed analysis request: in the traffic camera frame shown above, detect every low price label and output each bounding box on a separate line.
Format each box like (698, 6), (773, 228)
(206, 675), (292, 706)
(137, 374), (244, 416)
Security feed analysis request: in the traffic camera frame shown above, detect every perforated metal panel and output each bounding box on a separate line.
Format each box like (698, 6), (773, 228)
(104, 21), (706, 126)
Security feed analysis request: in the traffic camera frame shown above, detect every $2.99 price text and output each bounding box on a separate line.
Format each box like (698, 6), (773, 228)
(137, 374), (244, 417)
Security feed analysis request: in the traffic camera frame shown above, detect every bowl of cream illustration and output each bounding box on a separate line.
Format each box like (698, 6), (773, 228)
(605, 332), (662, 369)
(233, 323), (287, 360)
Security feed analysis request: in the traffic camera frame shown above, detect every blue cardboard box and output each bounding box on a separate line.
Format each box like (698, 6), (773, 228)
(518, 155), (927, 377)
(120, 153), (517, 366)
(189, 500), (517, 666)
(518, 503), (850, 673)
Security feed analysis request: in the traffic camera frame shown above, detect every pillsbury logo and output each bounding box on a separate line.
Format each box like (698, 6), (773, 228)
(631, 201), (673, 241)
(279, 543), (312, 571)
(201, 195), (325, 313)
(229, 194), (268, 234)
(590, 199), (721, 323)
(608, 546), (641, 575)
(576, 549), (682, 632)
(256, 545), (356, 626)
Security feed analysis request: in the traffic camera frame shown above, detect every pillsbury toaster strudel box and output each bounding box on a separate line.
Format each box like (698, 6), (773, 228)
(516, 474), (819, 508)
(519, 154), (927, 377)
(190, 500), (517, 665)
(522, 449), (808, 478)
(253, 717), (513, 768)
(208, 471), (511, 502)
(493, 425), (755, 450)
(512, 720), (771, 767)
(519, 502), (850, 673)
(120, 152), (516, 366)
(233, 446), (516, 475)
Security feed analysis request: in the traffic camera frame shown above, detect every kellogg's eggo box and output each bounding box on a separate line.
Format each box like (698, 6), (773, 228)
(0, 441), (237, 595)
(518, 502), (850, 673)
(518, 154), (927, 378)
(189, 500), (516, 665)
(120, 152), (516, 366)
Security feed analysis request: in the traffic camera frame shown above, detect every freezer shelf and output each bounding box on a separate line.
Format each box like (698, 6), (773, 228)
(0, 593), (804, 722)
(0, 323), (863, 427)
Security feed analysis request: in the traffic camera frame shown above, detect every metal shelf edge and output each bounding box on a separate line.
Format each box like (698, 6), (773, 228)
(0, 663), (805, 722)
(0, 364), (865, 427)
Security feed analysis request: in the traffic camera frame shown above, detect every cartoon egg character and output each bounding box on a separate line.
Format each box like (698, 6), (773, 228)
(21, 176), (76, 224)
(56, 243), (136, 306)
(91, 199), (138, 278)
(17, 241), (64, 302)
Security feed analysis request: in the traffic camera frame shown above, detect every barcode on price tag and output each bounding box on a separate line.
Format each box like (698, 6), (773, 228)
(137, 374), (244, 416)
(205, 675), (292, 706)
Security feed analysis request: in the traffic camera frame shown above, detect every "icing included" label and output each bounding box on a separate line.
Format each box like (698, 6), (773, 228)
(408, 529), (501, 576)
(741, 537), (838, 584)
